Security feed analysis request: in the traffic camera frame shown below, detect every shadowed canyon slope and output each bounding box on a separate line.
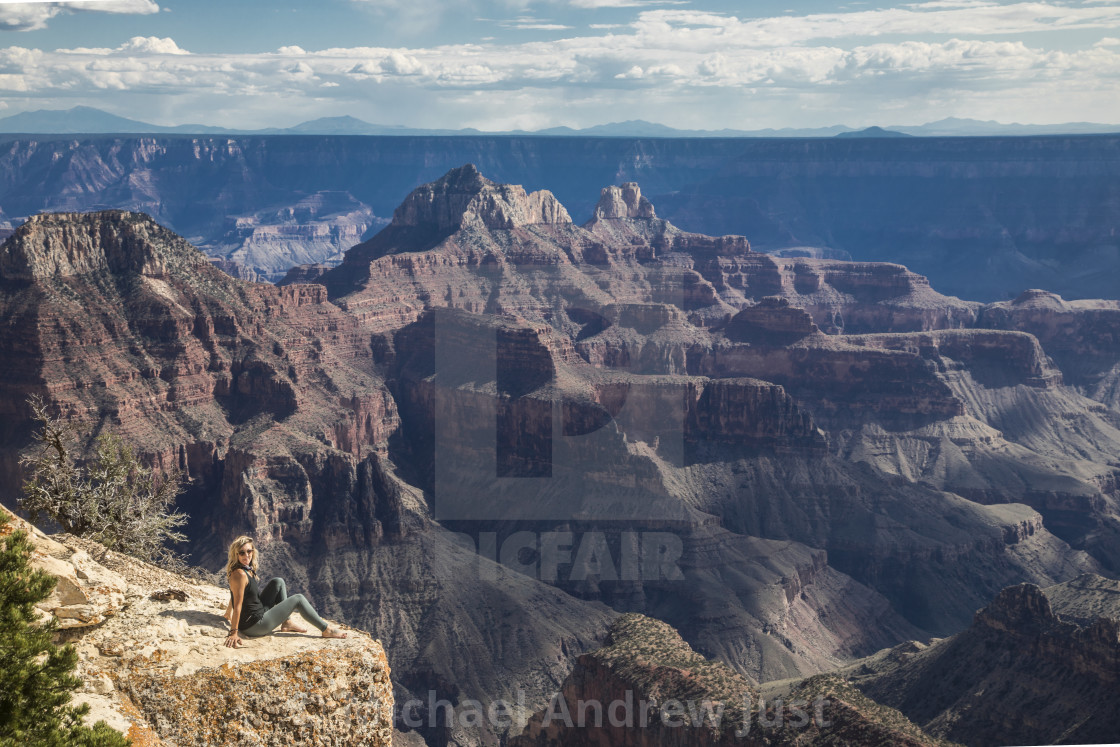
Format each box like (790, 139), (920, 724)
(846, 573), (1120, 746)
(0, 135), (1118, 298)
(2, 166), (1120, 745)
(512, 613), (948, 747)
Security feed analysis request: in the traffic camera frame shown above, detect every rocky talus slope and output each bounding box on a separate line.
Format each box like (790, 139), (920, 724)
(511, 613), (949, 747)
(2, 505), (393, 746)
(845, 573), (1120, 746)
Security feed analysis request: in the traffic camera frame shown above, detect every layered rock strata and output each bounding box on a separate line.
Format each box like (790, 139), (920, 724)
(206, 191), (381, 282)
(4, 134), (1120, 301)
(980, 289), (1120, 410)
(5, 167), (1120, 746)
(848, 574), (1120, 746)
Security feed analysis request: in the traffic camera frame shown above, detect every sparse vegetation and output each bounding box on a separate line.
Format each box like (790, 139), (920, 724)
(594, 613), (756, 731)
(0, 512), (130, 746)
(18, 396), (188, 569)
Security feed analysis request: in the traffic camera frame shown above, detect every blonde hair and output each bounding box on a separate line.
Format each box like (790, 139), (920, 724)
(225, 535), (259, 579)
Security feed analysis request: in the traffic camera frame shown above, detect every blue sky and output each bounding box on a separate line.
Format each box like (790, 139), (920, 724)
(1, 0), (1119, 130)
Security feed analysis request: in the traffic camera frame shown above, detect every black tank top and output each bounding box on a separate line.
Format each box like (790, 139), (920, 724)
(234, 564), (266, 629)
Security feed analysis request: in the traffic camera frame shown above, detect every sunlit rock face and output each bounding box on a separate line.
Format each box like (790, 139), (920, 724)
(3, 506), (394, 747)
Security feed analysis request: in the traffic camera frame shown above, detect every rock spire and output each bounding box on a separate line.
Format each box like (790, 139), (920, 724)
(592, 182), (656, 220)
(390, 163), (571, 232)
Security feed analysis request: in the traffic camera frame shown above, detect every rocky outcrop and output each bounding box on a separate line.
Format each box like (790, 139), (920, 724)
(4, 508), (393, 746)
(690, 256), (979, 334)
(592, 183), (656, 220)
(980, 289), (1120, 410)
(725, 297), (820, 346)
(2, 506), (127, 629)
(850, 574), (1120, 746)
(0, 210), (196, 280)
(847, 328), (1063, 389)
(392, 164), (571, 233)
(511, 614), (758, 746)
(703, 336), (967, 426)
(121, 646), (393, 747)
(0, 210), (397, 549)
(511, 614), (945, 747)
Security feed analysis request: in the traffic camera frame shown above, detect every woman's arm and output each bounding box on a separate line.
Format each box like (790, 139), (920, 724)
(225, 569), (247, 648)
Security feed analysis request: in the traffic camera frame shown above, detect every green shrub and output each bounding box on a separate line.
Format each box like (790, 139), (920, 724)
(0, 512), (130, 746)
(18, 397), (187, 569)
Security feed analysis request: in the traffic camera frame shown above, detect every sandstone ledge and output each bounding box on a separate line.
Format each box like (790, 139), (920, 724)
(3, 506), (393, 747)
(120, 645), (392, 747)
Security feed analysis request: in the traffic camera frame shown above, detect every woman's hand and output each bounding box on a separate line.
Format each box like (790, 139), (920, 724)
(224, 631), (243, 648)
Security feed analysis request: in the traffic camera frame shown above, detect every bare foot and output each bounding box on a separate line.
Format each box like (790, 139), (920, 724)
(322, 626), (347, 639)
(280, 620), (308, 633)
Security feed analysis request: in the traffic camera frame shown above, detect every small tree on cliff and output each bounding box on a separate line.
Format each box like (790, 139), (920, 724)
(18, 396), (188, 568)
(0, 512), (130, 746)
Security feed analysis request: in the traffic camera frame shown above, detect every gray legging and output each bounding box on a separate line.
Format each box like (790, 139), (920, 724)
(241, 577), (329, 636)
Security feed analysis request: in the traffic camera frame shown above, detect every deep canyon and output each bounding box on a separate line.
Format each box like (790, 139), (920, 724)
(1, 134), (1117, 299)
(2, 152), (1120, 745)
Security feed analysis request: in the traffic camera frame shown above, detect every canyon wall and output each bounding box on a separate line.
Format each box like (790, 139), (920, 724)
(1, 134), (1118, 299)
(4, 165), (1120, 745)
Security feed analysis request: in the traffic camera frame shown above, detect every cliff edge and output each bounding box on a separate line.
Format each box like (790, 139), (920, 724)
(3, 506), (394, 747)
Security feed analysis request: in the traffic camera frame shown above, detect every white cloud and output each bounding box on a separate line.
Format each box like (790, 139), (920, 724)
(381, 50), (426, 75)
(570, 0), (671, 6)
(623, 3), (1120, 48)
(499, 15), (573, 30)
(119, 36), (187, 55)
(0, 4), (57, 31)
(0, 0), (158, 32)
(507, 22), (572, 30)
(3, 3), (1120, 129)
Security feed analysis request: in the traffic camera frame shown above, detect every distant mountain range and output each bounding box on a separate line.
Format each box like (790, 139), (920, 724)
(2, 106), (1119, 138)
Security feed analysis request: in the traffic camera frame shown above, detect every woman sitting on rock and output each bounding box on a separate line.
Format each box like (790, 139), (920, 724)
(223, 535), (347, 648)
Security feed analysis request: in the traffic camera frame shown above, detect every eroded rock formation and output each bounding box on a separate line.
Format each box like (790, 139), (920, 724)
(4, 165), (1120, 745)
(5, 134), (1118, 301)
(848, 574), (1120, 746)
(3, 506), (393, 746)
(511, 614), (945, 747)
